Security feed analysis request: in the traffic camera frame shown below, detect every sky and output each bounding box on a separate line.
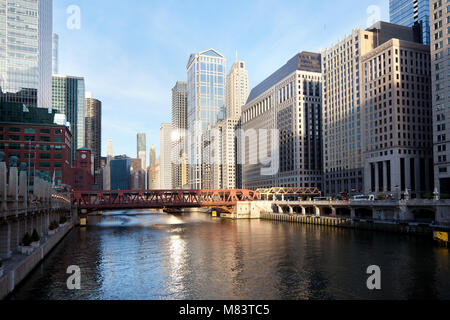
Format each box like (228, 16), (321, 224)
(53, 0), (389, 161)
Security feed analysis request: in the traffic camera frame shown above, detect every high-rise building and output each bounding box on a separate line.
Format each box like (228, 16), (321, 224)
(52, 33), (59, 74)
(147, 144), (157, 189)
(160, 123), (172, 189)
(172, 81), (188, 189)
(107, 138), (113, 157)
(0, 102), (72, 187)
(390, 0), (431, 45)
(430, 0), (450, 194)
(186, 49), (226, 189)
(110, 155), (130, 190)
(361, 38), (433, 196)
(0, 0), (53, 109)
(52, 75), (85, 164)
(226, 60), (250, 119)
(137, 133), (146, 171)
(130, 158), (145, 190)
(321, 22), (419, 195)
(84, 92), (102, 188)
(241, 52), (323, 190)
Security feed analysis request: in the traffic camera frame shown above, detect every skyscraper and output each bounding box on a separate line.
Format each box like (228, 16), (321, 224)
(186, 49), (226, 189)
(107, 138), (113, 157)
(430, 0), (450, 194)
(52, 75), (85, 164)
(85, 92), (102, 188)
(390, 0), (431, 45)
(321, 22), (419, 195)
(226, 60), (249, 119)
(52, 33), (59, 74)
(137, 133), (147, 170)
(242, 52), (323, 190)
(160, 123), (173, 189)
(0, 0), (53, 109)
(361, 38), (433, 196)
(147, 144), (157, 189)
(171, 81), (188, 189)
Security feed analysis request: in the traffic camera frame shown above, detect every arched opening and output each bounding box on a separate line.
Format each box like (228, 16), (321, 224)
(337, 208), (351, 217)
(412, 209), (435, 224)
(322, 207), (333, 217)
(356, 208), (373, 219)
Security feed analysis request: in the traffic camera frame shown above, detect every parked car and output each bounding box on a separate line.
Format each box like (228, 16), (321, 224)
(350, 195), (375, 201)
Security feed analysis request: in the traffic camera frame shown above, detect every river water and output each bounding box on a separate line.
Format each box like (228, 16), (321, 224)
(8, 210), (450, 300)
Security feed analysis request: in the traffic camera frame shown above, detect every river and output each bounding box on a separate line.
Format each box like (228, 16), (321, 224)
(8, 210), (450, 300)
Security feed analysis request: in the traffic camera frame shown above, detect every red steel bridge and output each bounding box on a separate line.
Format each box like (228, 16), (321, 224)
(72, 189), (261, 212)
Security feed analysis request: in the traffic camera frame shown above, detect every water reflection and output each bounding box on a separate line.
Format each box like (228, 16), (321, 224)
(8, 210), (450, 300)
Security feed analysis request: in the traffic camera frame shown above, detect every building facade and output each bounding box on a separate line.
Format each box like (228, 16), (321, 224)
(241, 52), (323, 190)
(171, 81), (188, 189)
(430, 0), (450, 194)
(160, 123), (172, 189)
(69, 148), (94, 191)
(321, 22), (419, 195)
(186, 49), (226, 189)
(226, 61), (249, 119)
(137, 133), (146, 169)
(52, 33), (59, 75)
(52, 75), (85, 164)
(0, 0), (53, 109)
(130, 157), (145, 190)
(0, 102), (72, 188)
(390, 0), (431, 45)
(84, 93), (102, 188)
(110, 156), (130, 190)
(362, 38), (433, 196)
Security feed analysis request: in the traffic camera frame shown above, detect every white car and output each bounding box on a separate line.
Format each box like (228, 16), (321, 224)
(351, 195), (375, 201)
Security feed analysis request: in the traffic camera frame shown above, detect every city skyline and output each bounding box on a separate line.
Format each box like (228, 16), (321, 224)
(53, 0), (389, 157)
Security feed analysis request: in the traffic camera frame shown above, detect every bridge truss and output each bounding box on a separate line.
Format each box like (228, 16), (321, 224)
(72, 189), (260, 211)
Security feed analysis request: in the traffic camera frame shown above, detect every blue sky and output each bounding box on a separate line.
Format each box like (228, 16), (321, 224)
(53, 0), (389, 160)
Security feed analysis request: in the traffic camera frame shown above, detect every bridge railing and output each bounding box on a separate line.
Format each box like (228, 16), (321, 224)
(1, 160), (71, 219)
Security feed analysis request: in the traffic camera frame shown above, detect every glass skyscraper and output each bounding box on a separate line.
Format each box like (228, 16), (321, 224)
(390, 0), (430, 45)
(186, 49), (226, 189)
(0, 0), (53, 109)
(52, 75), (85, 164)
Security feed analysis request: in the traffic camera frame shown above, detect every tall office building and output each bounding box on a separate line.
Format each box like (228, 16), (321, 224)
(110, 155), (131, 190)
(107, 138), (113, 157)
(147, 144), (157, 189)
(137, 133), (146, 169)
(52, 33), (59, 74)
(0, 0), (53, 109)
(362, 38), (433, 196)
(172, 81), (188, 189)
(241, 52), (323, 190)
(430, 0), (450, 193)
(84, 92), (102, 187)
(321, 22), (419, 195)
(52, 75), (85, 164)
(390, 0), (431, 45)
(130, 158), (145, 190)
(226, 61), (250, 119)
(160, 123), (173, 189)
(186, 49), (226, 189)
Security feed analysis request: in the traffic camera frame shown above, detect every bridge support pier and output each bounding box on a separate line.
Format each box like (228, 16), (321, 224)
(331, 207), (337, 217)
(288, 206), (293, 214)
(9, 218), (19, 253)
(0, 221), (12, 259)
(397, 206), (414, 221)
(350, 208), (356, 219)
(301, 206), (306, 216)
(314, 206), (321, 217)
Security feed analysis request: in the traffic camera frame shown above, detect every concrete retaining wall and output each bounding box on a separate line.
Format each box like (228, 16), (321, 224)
(261, 213), (433, 236)
(0, 223), (73, 299)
